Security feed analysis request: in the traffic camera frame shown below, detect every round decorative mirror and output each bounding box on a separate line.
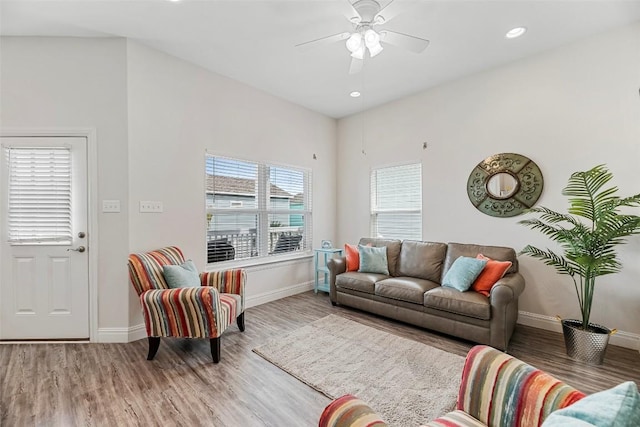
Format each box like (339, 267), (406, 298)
(467, 153), (543, 217)
(486, 172), (519, 200)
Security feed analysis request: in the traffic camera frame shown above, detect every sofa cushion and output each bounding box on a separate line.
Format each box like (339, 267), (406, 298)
(375, 277), (440, 304)
(424, 287), (490, 320)
(441, 257), (488, 292)
(336, 271), (389, 295)
(359, 238), (402, 277)
(542, 381), (640, 427)
(358, 245), (390, 275)
(423, 410), (485, 427)
(443, 243), (518, 278)
(471, 254), (513, 296)
(345, 243), (360, 272)
(397, 240), (447, 283)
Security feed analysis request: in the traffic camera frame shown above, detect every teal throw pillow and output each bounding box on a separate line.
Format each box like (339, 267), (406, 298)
(542, 381), (640, 427)
(442, 257), (488, 292)
(358, 245), (389, 275)
(163, 260), (200, 288)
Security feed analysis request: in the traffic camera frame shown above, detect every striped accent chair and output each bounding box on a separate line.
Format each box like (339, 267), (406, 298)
(128, 246), (246, 363)
(319, 345), (585, 427)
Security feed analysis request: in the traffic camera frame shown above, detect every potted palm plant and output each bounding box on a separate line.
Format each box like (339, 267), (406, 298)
(519, 164), (640, 364)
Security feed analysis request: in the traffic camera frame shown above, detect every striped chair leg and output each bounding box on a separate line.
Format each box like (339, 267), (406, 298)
(237, 312), (245, 332)
(147, 337), (161, 360)
(210, 337), (221, 363)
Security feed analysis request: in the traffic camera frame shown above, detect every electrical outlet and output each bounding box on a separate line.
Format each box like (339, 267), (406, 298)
(102, 200), (121, 213)
(139, 201), (163, 213)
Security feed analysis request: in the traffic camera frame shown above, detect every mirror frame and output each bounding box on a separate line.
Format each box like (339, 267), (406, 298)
(467, 153), (544, 217)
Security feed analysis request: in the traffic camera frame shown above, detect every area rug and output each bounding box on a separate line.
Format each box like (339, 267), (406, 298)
(252, 315), (465, 426)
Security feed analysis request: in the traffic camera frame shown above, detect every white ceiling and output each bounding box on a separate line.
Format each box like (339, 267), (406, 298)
(2, 0), (640, 118)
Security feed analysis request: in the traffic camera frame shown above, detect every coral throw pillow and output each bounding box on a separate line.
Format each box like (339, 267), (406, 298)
(472, 254), (512, 296)
(345, 243), (360, 272)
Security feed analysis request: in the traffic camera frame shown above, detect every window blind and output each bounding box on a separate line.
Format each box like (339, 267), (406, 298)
(371, 163), (422, 240)
(206, 155), (312, 263)
(7, 147), (73, 244)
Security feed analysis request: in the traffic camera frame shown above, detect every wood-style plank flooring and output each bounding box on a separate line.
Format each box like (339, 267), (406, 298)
(2, 291), (639, 426)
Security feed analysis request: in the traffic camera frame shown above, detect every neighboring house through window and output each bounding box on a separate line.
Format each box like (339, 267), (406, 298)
(370, 163), (422, 240)
(205, 155), (311, 264)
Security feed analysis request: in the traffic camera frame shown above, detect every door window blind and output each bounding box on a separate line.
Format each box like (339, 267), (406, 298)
(371, 163), (422, 240)
(7, 147), (73, 245)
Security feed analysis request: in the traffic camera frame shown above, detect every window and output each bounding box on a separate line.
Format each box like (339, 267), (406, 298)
(205, 155), (312, 264)
(6, 147), (73, 245)
(370, 163), (422, 240)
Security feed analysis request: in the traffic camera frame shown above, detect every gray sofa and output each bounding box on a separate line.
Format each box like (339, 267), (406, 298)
(327, 238), (525, 350)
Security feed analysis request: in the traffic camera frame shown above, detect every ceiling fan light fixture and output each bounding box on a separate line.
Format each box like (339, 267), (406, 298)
(364, 29), (380, 47)
(351, 44), (365, 60)
(368, 42), (383, 57)
(346, 33), (363, 53)
(363, 29), (383, 57)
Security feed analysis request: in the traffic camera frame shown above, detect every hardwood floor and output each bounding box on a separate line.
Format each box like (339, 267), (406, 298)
(2, 291), (639, 426)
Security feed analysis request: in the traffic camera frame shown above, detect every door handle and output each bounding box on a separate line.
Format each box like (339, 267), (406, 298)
(67, 246), (86, 253)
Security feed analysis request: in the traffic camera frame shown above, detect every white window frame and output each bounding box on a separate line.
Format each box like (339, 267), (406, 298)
(370, 162), (422, 241)
(205, 155), (312, 266)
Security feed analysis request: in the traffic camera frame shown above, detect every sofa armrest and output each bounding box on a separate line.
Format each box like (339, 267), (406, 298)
(140, 287), (225, 338)
(327, 257), (346, 304)
(458, 346), (585, 426)
(490, 272), (525, 305)
(319, 394), (387, 427)
(200, 269), (246, 311)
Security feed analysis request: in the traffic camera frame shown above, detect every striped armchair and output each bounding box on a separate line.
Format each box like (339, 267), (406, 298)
(128, 246), (246, 363)
(319, 345), (585, 427)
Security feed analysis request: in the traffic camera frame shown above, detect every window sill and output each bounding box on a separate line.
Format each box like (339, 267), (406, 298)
(205, 251), (313, 271)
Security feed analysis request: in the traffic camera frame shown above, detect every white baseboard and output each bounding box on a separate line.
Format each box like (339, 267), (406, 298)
(97, 324), (146, 343)
(518, 311), (640, 351)
(246, 280), (314, 308)
(128, 323), (147, 342)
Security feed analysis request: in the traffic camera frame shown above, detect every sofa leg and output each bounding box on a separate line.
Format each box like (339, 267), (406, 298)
(331, 301), (337, 306)
(147, 337), (160, 360)
(237, 312), (245, 332)
(210, 337), (221, 363)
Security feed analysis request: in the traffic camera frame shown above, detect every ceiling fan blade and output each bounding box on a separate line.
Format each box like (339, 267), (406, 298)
(295, 32), (351, 51)
(349, 57), (363, 75)
(380, 30), (430, 53)
(344, 0), (361, 23)
(374, 0), (401, 24)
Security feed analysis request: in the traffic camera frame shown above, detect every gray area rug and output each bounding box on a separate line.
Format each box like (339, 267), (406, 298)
(252, 314), (465, 426)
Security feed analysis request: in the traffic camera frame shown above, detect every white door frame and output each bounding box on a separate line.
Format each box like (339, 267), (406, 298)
(0, 128), (99, 342)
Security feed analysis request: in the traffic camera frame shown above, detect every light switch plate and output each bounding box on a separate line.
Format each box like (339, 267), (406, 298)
(102, 200), (121, 213)
(139, 201), (163, 213)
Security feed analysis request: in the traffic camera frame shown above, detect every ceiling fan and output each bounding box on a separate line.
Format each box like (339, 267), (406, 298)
(296, 0), (430, 74)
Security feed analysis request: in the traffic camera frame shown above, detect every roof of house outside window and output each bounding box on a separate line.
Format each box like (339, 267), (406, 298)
(206, 174), (292, 198)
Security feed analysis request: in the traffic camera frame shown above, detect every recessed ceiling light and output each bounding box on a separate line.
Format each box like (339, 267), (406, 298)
(167, 0), (181, 2)
(505, 27), (527, 39)
(350, 91), (361, 98)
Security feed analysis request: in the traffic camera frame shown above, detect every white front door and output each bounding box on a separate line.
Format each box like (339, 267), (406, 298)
(0, 137), (89, 340)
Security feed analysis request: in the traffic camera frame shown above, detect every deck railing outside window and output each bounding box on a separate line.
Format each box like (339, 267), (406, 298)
(207, 226), (303, 263)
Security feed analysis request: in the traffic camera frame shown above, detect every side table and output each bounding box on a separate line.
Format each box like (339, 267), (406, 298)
(314, 248), (343, 294)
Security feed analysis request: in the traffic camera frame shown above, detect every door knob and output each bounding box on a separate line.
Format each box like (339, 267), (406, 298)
(67, 246), (86, 253)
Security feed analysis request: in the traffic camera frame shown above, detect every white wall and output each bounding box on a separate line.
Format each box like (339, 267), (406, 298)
(0, 37), (131, 333)
(126, 42), (337, 323)
(1, 37), (337, 339)
(337, 24), (640, 346)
